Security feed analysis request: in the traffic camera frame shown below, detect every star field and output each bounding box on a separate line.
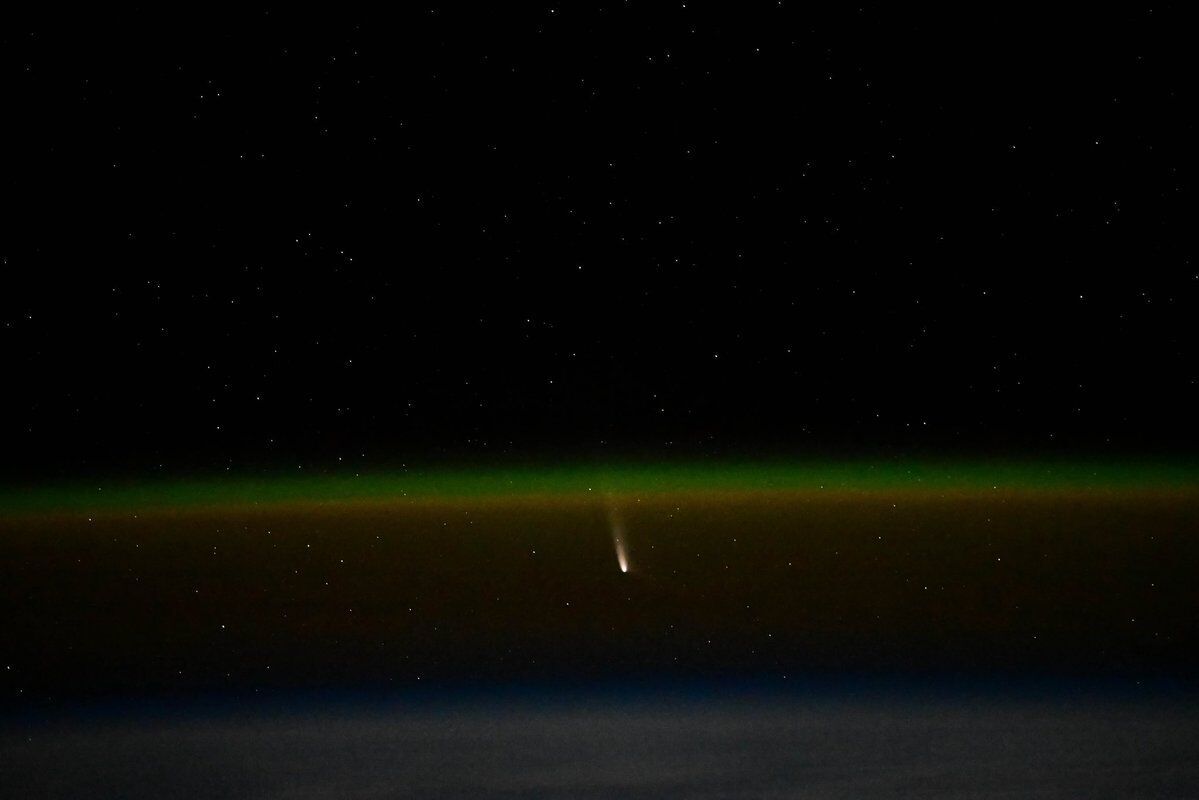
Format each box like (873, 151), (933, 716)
(1, 6), (1196, 481)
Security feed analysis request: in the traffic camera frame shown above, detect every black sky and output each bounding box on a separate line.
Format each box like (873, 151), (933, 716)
(3, 6), (1196, 480)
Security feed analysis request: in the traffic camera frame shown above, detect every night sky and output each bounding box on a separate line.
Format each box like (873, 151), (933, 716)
(5, 8), (1199, 797)
(4, 6), (1197, 481)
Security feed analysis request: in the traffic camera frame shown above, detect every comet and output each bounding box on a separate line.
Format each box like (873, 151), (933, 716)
(608, 507), (630, 573)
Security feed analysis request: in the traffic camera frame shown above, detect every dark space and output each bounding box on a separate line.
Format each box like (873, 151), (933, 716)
(3, 6), (1197, 479)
